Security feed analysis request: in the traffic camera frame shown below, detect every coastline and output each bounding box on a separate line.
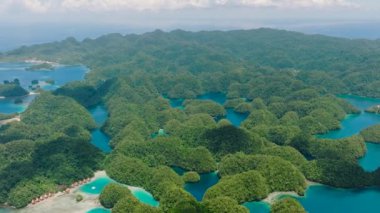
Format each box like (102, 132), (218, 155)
(0, 115), (20, 126)
(262, 180), (319, 204)
(10, 171), (107, 213)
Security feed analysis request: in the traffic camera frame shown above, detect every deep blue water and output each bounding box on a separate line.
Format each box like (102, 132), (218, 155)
(184, 172), (220, 201)
(89, 105), (112, 153)
(243, 201), (270, 213)
(359, 143), (380, 172)
(197, 92), (226, 105)
(226, 109), (249, 127)
(172, 167), (220, 201)
(318, 113), (380, 139)
(318, 95), (380, 171)
(0, 62), (87, 89)
(168, 98), (184, 109)
(168, 92), (249, 127)
(0, 62), (87, 114)
(295, 185), (380, 213)
(293, 95), (380, 213)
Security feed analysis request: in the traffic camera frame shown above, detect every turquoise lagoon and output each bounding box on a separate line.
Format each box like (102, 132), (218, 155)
(172, 167), (220, 201)
(244, 95), (380, 213)
(89, 105), (112, 153)
(184, 172), (220, 201)
(80, 177), (114, 195)
(243, 201), (270, 213)
(0, 95), (36, 114)
(168, 92), (249, 127)
(293, 95), (380, 213)
(80, 176), (159, 207)
(87, 208), (111, 213)
(318, 95), (380, 171)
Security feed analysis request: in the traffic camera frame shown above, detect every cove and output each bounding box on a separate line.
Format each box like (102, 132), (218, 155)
(172, 167), (219, 201)
(167, 92), (249, 127)
(80, 176), (159, 207)
(293, 95), (380, 213)
(87, 208), (111, 213)
(295, 185), (380, 213)
(0, 62), (87, 114)
(89, 105), (112, 153)
(0, 95), (36, 114)
(0, 62), (87, 90)
(318, 95), (380, 171)
(243, 201), (270, 213)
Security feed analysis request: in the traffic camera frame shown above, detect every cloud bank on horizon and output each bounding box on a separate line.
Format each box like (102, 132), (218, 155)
(2, 0), (357, 13)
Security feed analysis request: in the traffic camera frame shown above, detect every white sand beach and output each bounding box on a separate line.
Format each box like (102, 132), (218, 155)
(0, 116), (20, 126)
(13, 171), (108, 213)
(263, 180), (319, 204)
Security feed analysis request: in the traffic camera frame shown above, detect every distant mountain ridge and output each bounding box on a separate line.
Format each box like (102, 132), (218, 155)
(2, 28), (380, 97)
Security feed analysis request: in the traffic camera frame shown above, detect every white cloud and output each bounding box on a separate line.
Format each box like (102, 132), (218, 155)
(23, 0), (51, 13)
(2, 0), (357, 13)
(240, 0), (357, 8)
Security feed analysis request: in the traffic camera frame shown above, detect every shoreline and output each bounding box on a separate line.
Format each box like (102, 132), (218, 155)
(7, 171), (108, 213)
(262, 180), (319, 204)
(0, 115), (20, 126)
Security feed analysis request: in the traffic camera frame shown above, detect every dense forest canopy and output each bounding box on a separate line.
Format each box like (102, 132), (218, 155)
(3, 28), (380, 98)
(0, 28), (380, 212)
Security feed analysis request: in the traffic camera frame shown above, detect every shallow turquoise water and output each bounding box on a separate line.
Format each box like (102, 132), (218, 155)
(243, 201), (270, 213)
(89, 105), (112, 153)
(0, 94), (37, 114)
(86, 208), (111, 213)
(80, 176), (159, 207)
(131, 188), (160, 207)
(80, 177), (114, 194)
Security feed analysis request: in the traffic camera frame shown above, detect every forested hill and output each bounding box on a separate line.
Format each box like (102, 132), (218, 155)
(2, 28), (380, 97)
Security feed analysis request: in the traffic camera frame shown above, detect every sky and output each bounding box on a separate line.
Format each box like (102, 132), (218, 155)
(0, 0), (380, 50)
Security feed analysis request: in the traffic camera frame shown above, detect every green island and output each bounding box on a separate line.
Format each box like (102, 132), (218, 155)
(365, 105), (380, 114)
(183, 172), (201, 183)
(361, 125), (380, 143)
(26, 63), (54, 71)
(0, 79), (29, 97)
(0, 29), (380, 212)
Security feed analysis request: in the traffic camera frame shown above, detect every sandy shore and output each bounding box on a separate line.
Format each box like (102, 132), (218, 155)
(263, 191), (299, 204)
(0, 116), (20, 126)
(263, 180), (320, 204)
(11, 171), (108, 213)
